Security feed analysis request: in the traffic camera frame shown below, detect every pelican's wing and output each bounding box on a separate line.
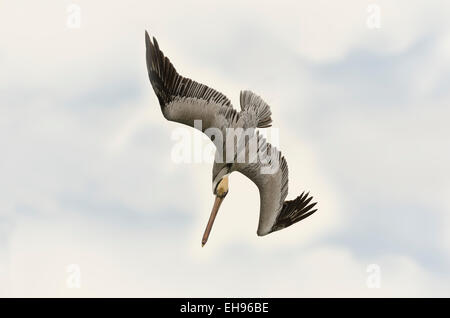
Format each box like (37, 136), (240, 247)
(233, 133), (317, 236)
(145, 31), (238, 138)
(239, 90), (272, 128)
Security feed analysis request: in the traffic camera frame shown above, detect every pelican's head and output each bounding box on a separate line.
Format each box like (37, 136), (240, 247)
(212, 163), (232, 197)
(202, 163), (232, 247)
(214, 176), (229, 198)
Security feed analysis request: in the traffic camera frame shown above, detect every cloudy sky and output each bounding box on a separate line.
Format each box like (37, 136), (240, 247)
(1, 0), (450, 297)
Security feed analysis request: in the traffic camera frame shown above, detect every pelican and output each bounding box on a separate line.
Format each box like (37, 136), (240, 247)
(145, 31), (317, 246)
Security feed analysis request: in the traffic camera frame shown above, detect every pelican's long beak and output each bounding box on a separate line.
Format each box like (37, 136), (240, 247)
(202, 177), (228, 247)
(201, 195), (225, 247)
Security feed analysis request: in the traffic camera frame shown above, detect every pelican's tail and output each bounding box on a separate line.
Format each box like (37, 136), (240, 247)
(239, 90), (272, 128)
(269, 192), (317, 233)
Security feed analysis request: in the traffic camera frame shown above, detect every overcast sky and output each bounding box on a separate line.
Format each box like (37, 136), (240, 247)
(1, 0), (450, 297)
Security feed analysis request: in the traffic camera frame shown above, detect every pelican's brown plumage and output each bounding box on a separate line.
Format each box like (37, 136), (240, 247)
(145, 31), (317, 246)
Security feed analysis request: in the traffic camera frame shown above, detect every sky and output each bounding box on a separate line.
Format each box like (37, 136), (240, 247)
(0, 0), (450, 297)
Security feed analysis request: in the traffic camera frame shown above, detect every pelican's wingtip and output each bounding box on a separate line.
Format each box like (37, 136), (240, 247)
(145, 30), (151, 47)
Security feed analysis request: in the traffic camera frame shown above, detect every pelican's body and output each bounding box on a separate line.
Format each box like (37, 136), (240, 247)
(145, 31), (317, 245)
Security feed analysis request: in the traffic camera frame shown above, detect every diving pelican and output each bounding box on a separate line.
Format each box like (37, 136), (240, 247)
(145, 31), (317, 246)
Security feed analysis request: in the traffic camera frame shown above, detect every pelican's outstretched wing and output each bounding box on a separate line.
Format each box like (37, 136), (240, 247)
(145, 31), (238, 138)
(232, 133), (317, 236)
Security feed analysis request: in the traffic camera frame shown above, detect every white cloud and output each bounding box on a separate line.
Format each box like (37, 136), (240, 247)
(4, 215), (449, 297)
